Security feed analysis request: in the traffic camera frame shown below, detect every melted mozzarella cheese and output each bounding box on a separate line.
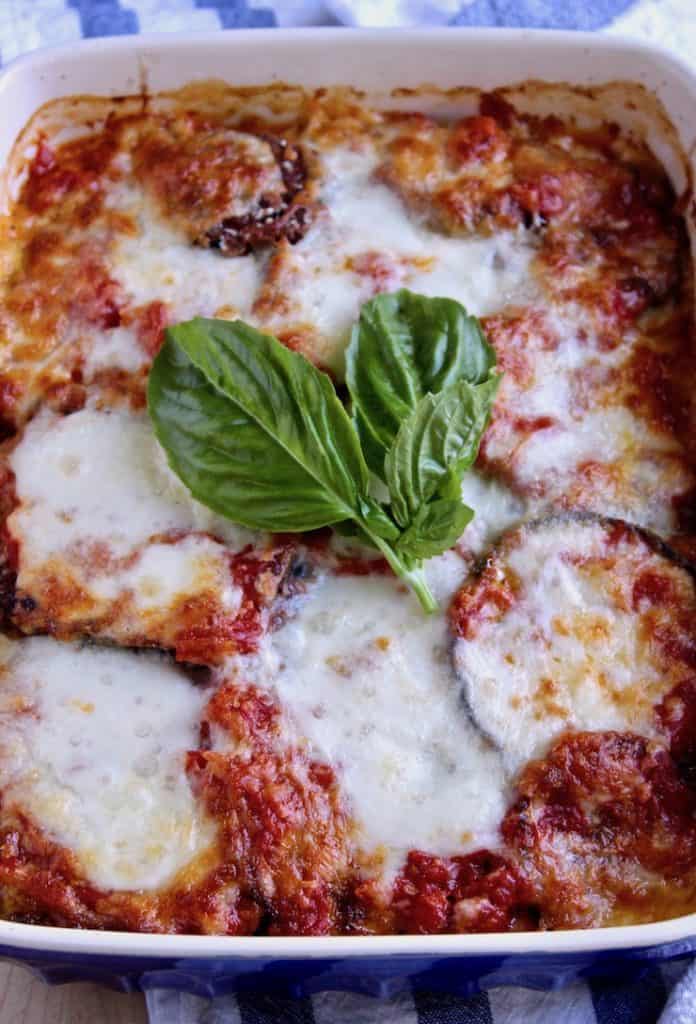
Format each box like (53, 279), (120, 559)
(513, 405), (688, 535)
(459, 471), (528, 556)
(0, 637), (214, 890)
(10, 407), (256, 559)
(75, 173), (264, 383)
(82, 325), (150, 377)
(485, 306), (694, 534)
(256, 146), (540, 372)
(111, 178), (261, 324)
(236, 569), (509, 882)
(453, 518), (681, 770)
(8, 407), (260, 637)
(90, 536), (241, 615)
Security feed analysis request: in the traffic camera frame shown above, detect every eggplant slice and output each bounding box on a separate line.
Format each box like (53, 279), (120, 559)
(135, 125), (313, 256)
(450, 511), (696, 770)
(202, 136), (312, 256)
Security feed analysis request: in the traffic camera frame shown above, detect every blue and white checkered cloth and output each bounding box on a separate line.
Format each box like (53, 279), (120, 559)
(1, 0), (696, 66)
(145, 961), (696, 1023)
(2, 2), (696, 1021)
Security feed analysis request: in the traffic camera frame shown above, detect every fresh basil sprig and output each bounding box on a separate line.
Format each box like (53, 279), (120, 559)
(148, 317), (434, 608)
(345, 290), (496, 480)
(386, 377), (501, 528)
(148, 293), (499, 613)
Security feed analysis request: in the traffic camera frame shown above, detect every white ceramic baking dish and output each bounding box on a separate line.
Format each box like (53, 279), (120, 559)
(0, 27), (694, 997)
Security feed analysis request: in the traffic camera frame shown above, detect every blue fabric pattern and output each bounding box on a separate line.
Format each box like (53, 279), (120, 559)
(590, 967), (669, 1024)
(193, 0), (277, 29)
(450, 0), (635, 29)
(67, 1), (138, 37)
(2, 2), (696, 1022)
(236, 993), (317, 1022)
(414, 988), (495, 1022)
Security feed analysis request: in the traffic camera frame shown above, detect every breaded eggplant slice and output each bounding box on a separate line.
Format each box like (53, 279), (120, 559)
(450, 512), (696, 770)
(134, 124), (312, 255)
(5, 407), (298, 665)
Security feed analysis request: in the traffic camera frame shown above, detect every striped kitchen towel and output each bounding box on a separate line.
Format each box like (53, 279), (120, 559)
(144, 957), (696, 1023)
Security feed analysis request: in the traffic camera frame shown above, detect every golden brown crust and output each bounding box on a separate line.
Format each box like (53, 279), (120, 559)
(502, 731), (696, 928)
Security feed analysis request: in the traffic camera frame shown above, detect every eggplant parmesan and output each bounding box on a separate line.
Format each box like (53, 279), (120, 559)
(6, 406), (292, 661)
(451, 514), (696, 770)
(0, 82), (694, 937)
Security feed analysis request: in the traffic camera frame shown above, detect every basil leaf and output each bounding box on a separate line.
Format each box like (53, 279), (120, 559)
(395, 498), (474, 560)
(357, 497), (401, 542)
(385, 375), (500, 528)
(353, 404), (392, 483)
(345, 290), (497, 477)
(148, 319), (371, 532)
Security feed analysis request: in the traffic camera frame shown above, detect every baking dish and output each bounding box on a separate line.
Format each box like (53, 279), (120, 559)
(0, 25), (695, 997)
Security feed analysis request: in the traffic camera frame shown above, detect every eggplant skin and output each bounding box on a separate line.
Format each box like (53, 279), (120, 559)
(465, 509), (696, 582)
(200, 138), (312, 257)
(449, 509), (696, 771)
